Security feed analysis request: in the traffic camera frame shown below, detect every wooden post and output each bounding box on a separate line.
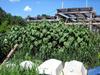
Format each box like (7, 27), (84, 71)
(56, 15), (59, 20)
(89, 12), (93, 31)
(2, 44), (18, 64)
(61, 0), (64, 8)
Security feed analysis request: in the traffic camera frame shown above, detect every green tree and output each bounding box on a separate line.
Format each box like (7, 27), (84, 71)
(0, 7), (26, 33)
(0, 7), (6, 24)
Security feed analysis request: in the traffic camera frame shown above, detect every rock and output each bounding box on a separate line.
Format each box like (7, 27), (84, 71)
(20, 60), (34, 70)
(63, 60), (87, 75)
(38, 59), (63, 75)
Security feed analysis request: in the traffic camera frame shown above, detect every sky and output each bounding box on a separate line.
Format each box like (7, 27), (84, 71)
(0, 0), (100, 18)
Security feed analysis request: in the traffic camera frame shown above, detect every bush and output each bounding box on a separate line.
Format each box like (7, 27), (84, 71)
(1, 21), (100, 67)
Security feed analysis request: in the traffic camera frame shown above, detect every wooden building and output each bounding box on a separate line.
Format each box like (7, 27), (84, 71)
(56, 7), (100, 32)
(56, 7), (95, 22)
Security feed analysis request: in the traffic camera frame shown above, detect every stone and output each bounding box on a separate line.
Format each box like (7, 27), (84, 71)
(63, 60), (87, 75)
(20, 60), (34, 70)
(38, 59), (63, 75)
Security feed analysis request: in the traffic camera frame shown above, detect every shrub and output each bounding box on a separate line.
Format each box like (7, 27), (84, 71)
(1, 21), (100, 67)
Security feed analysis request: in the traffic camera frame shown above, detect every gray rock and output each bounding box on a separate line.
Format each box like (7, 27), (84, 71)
(63, 60), (87, 75)
(38, 59), (63, 75)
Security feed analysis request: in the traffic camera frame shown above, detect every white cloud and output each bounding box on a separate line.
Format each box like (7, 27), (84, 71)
(9, 0), (20, 2)
(24, 6), (32, 12)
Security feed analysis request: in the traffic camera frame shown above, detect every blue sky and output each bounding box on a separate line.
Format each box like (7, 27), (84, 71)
(0, 0), (100, 18)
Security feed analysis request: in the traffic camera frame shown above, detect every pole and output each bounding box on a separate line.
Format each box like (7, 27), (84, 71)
(2, 44), (18, 64)
(62, 0), (64, 8)
(89, 12), (92, 31)
(86, 0), (88, 7)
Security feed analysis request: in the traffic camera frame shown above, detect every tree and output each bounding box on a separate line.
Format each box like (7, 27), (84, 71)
(0, 7), (6, 24)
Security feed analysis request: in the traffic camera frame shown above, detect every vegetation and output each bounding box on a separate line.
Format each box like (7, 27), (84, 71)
(0, 21), (100, 68)
(0, 64), (38, 75)
(0, 7), (100, 75)
(0, 7), (26, 33)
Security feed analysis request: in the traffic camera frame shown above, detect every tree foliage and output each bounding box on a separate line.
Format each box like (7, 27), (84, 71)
(0, 7), (26, 33)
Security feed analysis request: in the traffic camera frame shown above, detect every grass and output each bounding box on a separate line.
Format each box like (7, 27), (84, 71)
(0, 63), (39, 75)
(0, 50), (42, 75)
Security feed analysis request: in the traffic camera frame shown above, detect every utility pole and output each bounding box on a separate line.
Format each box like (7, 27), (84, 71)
(86, 0), (88, 7)
(61, 0), (64, 8)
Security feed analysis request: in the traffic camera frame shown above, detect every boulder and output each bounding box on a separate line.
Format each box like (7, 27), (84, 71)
(38, 59), (63, 75)
(63, 60), (87, 75)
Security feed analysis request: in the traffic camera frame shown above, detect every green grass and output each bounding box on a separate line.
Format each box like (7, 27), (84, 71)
(0, 50), (42, 75)
(0, 63), (39, 75)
